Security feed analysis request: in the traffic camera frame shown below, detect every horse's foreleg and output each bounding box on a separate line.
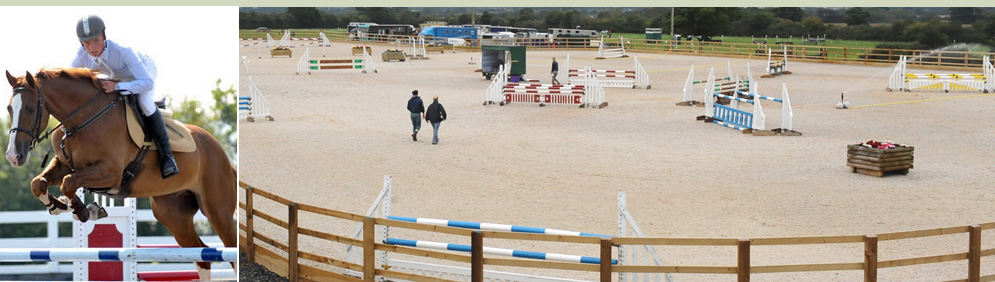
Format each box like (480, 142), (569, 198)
(60, 162), (119, 222)
(32, 158), (71, 215)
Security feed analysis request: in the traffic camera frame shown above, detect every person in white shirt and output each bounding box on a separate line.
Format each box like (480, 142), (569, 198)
(72, 15), (177, 178)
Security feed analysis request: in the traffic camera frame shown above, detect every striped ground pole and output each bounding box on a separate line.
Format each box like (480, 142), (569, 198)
(384, 238), (616, 265)
(503, 89), (585, 94)
(0, 248), (237, 262)
(504, 85), (584, 90)
(504, 83), (583, 89)
(712, 120), (749, 131)
(714, 93), (755, 104)
(387, 216), (611, 237)
(571, 69), (635, 74)
(734, 90), (783, 103)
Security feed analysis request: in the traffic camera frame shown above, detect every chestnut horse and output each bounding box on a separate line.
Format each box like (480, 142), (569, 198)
(5, 69), (236, 279)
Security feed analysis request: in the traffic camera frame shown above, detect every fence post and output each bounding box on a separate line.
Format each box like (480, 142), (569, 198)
(245, 186), (256, 264)
(363, 217), (376, 282)
(969, 225), (981, 282)
(738, 239), (750, 282)
(472, 231), (483, 282)
(865, 235), (877, 282)
(288, 203), (299, 282)
(601, 238), (612, 282)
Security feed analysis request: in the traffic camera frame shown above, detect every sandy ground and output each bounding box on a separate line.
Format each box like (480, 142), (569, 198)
(237, 39), (995, 281)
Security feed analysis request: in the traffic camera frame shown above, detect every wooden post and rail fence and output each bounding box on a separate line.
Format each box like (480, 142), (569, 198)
(238, 181), (995, 282)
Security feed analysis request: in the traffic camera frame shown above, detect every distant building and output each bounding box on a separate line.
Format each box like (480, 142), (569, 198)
(419, 26), (478, 39)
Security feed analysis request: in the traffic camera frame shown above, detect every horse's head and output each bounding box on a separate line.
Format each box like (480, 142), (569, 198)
(5, 70), (50, 167)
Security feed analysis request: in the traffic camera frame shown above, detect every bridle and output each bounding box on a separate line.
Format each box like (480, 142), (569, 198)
(9, 80), (121, 171)
(8, 86), (48, 152)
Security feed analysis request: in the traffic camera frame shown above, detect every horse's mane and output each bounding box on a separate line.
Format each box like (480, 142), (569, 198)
(34, 68), (101, 89)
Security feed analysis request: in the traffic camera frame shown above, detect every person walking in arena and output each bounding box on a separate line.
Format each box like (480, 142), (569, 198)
(550, 57), (561, 85)
(71, 15), (178, 178)
(424, 96), (447, 145)
(406, 90), (425, 141)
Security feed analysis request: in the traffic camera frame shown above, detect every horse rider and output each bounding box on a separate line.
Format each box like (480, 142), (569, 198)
(71, 15), (178, 178)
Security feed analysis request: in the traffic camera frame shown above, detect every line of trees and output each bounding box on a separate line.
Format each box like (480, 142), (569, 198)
(240, 7), (995, 50)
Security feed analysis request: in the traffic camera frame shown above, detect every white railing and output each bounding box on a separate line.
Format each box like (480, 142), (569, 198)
(0, 208), (221, 277)
(617, 192), (674, 282)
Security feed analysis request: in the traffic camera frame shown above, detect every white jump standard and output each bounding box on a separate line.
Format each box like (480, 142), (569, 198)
(679, 61), (751, 106)
(696, 73), (800, 136)
(239, 76), (274, 122)
(563, 54), (650, 89)
(888, 55), (993, 93)
(761, 45), (791, 78)
(596, 35), (628, 59)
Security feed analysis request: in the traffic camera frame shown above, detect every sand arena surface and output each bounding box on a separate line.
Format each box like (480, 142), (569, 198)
(238, 40), (994, 281)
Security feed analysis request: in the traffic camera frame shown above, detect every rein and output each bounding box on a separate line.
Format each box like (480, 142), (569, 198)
(10, 83), (121, 171)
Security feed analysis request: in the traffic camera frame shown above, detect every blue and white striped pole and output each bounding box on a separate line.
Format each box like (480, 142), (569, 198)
(384, 238), (616, 265)
(735, 90), (783, 103)
(0, 248), (237, 262)
(387, 216), (611, 237)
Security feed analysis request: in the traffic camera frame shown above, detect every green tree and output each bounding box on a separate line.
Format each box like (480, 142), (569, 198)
(169, 79), (237, 162)
(949, 8), (981, 25)
(845, 7), (870, 26)
(747, 11), (778, 33)
(905, 21), (950, 49)
(287, 7), (321, 28)
(480, 12), (494, 25)
(674, 8), (740, 40)
(983, 15), (995, 47)
(801, 16), (826, 36)
(519, 8), (537, 22)
(561, 10), (583, 29)
(771, 7), (804, 22)
(356, 8), (396, 24)
(456, 14), (471, 25)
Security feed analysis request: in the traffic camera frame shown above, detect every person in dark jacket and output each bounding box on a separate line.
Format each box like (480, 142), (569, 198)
(550, 57), (560, 85)
(406, 90), (424, 141)
(424, 96), (447, 145)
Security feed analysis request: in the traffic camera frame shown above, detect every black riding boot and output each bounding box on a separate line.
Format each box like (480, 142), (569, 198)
(146, 110), (179, 178)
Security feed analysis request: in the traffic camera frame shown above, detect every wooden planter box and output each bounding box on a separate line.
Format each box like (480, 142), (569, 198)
(352, 47), (372, 55)
(425, 46), (446, 54)
(270, 49), (292, 58)
(847, 144), (914, 177)
(382, 51), (406, 62)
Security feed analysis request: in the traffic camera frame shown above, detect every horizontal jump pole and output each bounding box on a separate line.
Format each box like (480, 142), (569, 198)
(312, 65), (363, 70)
(569, 74), (635, 78)
(387, 216), (611, 237)
(0, 248), (237, 262)
(384, 238), (616, 265)
(504, 85), (583, 90)
(734, 90), (783, 103)
(311, 59), (363, 64)
(504, 89), (585, 94)
(714, 93), (755, 104)
(569, 69), (635, 74)
(238, 97), (251, 100)
(238, 107), (251, 110)
(906, 73), (985, 77)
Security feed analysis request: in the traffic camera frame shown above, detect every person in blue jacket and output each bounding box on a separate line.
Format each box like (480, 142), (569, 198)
(71, 15), (177, 178)
(406, 90), (424, 141)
